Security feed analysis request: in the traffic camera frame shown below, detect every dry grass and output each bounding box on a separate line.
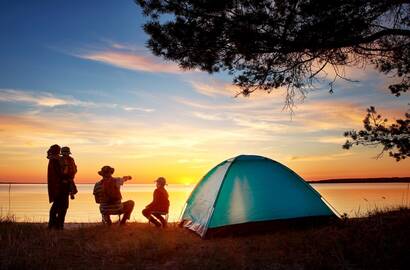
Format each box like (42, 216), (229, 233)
(1, 208), (410, 270)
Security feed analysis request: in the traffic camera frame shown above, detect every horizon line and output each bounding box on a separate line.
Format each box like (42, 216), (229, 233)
(1, 176), (410, 185)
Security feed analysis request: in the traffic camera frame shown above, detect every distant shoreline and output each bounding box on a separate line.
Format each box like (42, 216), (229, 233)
(1, 177), (410, 185)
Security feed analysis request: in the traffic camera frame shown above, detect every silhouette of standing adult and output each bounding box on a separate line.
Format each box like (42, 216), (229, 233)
(47, 144), (70, 229)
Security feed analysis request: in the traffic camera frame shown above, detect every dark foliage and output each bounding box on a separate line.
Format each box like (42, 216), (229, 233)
(136, 0), (410, 159)
(344, 106), (410, 161)
(136, 0), (409, 97)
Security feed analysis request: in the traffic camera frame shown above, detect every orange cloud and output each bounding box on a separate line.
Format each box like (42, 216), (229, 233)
(2, 106), (409, 183)
(176, 95), (366, 131)
(1, 83), (408, 183)
(289, 152), (354, 162)
(80, 51), (186, 74)
(192, 111), (225, 121)
(189, 79), (288, 100)
(189, 80), (240, 97)
(0, 111), (243, 183)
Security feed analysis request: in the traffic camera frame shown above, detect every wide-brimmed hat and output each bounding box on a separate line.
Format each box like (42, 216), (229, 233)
(61, 146), (71, 154)
(155, 177), (167, 186)
(98, 166), (115, 177)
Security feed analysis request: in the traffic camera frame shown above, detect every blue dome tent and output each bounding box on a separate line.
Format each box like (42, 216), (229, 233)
(180, 155), (339, 237)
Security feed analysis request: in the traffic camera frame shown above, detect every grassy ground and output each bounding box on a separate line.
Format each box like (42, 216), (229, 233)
(1, 208), (410, 270)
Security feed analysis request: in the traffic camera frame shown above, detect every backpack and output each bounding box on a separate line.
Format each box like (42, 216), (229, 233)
(103, 179), (122, 202)
(93, 179), (122, 204)
(93, 181), (105, 204)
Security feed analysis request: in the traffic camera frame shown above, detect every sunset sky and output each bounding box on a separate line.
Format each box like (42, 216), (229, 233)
(0, 0), (409, 184)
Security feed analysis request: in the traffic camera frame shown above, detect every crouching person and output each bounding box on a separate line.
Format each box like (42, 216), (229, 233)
(142, 177), (170, 228)
(93, 166), (134, 225)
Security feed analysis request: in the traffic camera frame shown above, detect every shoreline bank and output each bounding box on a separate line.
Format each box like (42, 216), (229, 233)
(2, 208), (410, 270)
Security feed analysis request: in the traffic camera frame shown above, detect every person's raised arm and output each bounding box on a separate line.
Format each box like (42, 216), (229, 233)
(122, 176), (132, 182)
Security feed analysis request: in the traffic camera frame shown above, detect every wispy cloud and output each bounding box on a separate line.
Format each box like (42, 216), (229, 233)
(0, 88), (155, 113)
(2, 92), (408, 182)
(188, 78), (289, 100)
(289, 152), (353, 162)
(189, 80), (240, 97)
(176, 94), (375, 139)
(174, 95), (282, 111)
(81, 51), (185, 74)
(316, 136), (348, 144)
(192, 111), (224, 121)
(74, 43), (187, 74)
(123, 106), (155, 113)
(0, 89), (87, 107)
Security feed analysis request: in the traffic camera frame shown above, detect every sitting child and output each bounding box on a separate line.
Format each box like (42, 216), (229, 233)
(142, 177), (170, 228)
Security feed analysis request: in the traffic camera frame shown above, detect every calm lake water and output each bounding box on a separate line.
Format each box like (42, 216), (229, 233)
(0, 183), (409, 222)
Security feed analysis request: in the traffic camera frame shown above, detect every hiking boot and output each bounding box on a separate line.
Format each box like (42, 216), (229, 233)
(102, 215), (112, 225)
(120, 216), (129, 225)
(161, 220), (168, 228)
